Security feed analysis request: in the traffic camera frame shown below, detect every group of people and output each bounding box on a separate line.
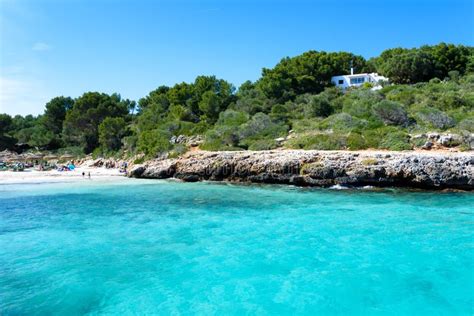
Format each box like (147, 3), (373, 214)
(56, 164), (75, 172)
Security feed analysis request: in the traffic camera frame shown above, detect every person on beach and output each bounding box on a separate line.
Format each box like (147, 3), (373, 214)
(82, 172), (85, 177)
(88, 172), (91, 179)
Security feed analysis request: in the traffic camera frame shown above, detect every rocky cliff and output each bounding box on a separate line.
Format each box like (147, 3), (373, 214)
(128, 150), (474, 190)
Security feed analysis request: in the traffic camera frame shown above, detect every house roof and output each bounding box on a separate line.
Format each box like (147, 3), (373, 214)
(333, 73), (381, 77)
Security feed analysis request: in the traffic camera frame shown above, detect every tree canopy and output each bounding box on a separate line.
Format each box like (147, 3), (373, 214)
(62, 92), (129, 153)
(257, 51), (370, 102)
(374, 43), (473, 84)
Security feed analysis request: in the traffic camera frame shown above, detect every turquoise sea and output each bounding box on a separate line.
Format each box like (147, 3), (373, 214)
(0, 179), (473, 315)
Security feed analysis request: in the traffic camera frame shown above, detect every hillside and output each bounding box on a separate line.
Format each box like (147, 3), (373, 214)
(1, 43), (473, 157)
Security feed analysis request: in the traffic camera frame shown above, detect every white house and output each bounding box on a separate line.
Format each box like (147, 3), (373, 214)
(331, 69), (388, 90)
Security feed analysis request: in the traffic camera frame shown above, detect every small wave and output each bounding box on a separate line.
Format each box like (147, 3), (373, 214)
(329, 184), (349, 190)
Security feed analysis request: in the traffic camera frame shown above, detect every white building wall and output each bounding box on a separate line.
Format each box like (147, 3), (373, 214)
(331, 73), (388, 90)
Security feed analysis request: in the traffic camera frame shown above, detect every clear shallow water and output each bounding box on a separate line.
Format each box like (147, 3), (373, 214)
(0, 180), (473, 315)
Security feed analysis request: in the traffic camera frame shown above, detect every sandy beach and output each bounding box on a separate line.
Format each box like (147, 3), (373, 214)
(0, 167), (126, 184)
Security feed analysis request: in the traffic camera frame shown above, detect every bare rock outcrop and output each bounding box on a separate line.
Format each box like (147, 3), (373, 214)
(129, 150), (474, 190)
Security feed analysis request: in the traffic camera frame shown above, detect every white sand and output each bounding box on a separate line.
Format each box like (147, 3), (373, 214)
(0, 167), (127, 184)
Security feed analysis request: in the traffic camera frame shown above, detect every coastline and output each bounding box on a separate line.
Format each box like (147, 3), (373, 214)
(2, 149), (473, 190)
(129, 149), (474, 190)
(0, 166), (126, 185)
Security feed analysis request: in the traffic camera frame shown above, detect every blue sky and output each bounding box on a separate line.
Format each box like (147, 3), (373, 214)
(1, 0), (473, 115)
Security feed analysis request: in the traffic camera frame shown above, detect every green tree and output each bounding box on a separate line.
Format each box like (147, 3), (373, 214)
(63, 92), (129, 153)
(257, 51), (368, 101)
(137, 129), (172, 157)
(233, 81), (275, 115)
(43, 96), (74, 134)
(375, 44), (474, 83)
(376, 49), (435, 83)
(7, 115), (43, 148)
(11, 114), (37, 132)
(36, 96), (75, 148)
(98, 117), (127, 151)
(0, 114), (16, 150)
(198, 91), (221, 123)
(28, 125), (56, 148)
(466, 55), (474, 73)
(138, 86), (170, 113)
(0, 114), (13, 134)
(425, 43), (473, 78)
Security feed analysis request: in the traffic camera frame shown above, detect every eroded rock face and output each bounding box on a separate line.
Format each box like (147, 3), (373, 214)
(412, 132), (473, 150)
(128, 150), (474, 190)
(131, 159), (177, 179)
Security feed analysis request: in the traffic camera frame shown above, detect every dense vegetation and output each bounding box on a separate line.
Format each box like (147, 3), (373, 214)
(1, 43), (473, 157)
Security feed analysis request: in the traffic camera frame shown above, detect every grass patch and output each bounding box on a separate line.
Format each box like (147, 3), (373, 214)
(361, 158), (378, 166)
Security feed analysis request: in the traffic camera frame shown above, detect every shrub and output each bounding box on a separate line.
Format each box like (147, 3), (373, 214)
(190, 120), (211, 135)
(412, 106), (455, 130)
(270, 104), (290, 121)
(411, 135), (428, 147)
(286, 133), (347, 150)
(362, 130), (382, 148)
(448, 70), (460, 81)
(137, 129), (172, 157)
(372, 100), (408, 126)
(290, 118), (323, 133)
(200, 137), (225, 151)
(122, 135), (138, 153)
(380, 130), (412, 150)
(347, 132), (368, 150)
(201, 127), (240, 150)
(168, 144), (188, 158)
(133, 156), (145, 164)
(384, 85), (417, 106)
(56, 146), (85, 157)
(429, 78), (442, 84)
(433, 91), (467, 111)
(175, 121), (200, 136)
(216, 110), (249, 127)
(362, 126), (411, 150)
(238, 113), (288, 142)
(318, 113), (366, 132)
(457, 117), (474, 132)
(305, 95), (333, 117)
(447, 107), (474, 124)
(247, 139), (278, 151)
(342, 89), (382, 118)
(361, 82), (374, 89)
(342, 99), (373, 119)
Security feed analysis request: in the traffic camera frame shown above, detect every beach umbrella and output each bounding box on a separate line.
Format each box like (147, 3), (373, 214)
(25, 154), (44, 161)
(0, 150), (14, 159)
(0, 150), (18, 161)
(31, 153), (44, 158)
(44, 154), (59, 161)
(6, 154), (24, 162)
(60, 154), (75, 161)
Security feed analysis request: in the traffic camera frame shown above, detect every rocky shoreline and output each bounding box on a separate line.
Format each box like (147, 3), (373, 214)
(128, 150), (474, 190)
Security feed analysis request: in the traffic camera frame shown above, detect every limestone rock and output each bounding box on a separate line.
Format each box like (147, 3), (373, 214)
(128, 150), (474, 190)
(421, 141), (433, 150)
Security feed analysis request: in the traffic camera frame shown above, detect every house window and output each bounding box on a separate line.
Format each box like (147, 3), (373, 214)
(350, 77), (365, 84)
(338, 79), (343, 85)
